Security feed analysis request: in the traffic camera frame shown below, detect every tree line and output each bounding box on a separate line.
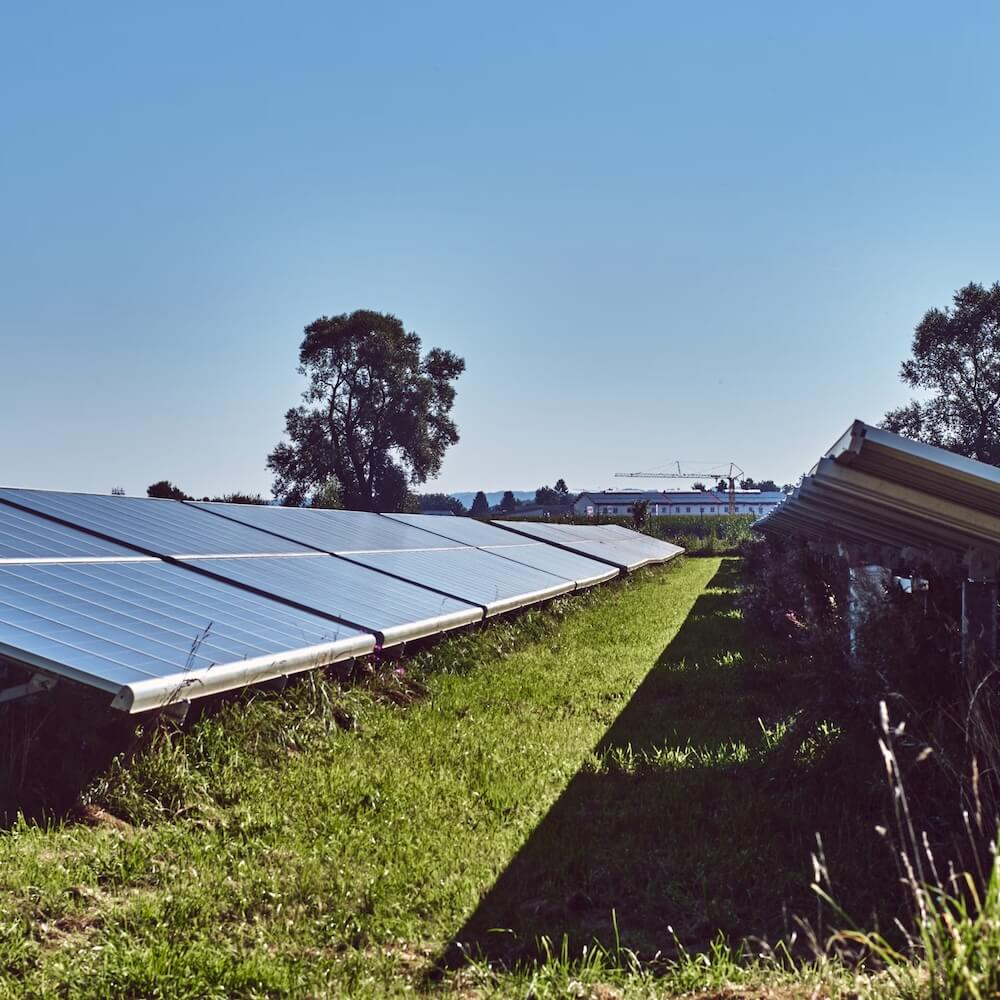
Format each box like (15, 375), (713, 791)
(137, 285), (1000, 509)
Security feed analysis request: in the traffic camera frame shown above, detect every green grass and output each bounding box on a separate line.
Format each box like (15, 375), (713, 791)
(0, 558), (906, 997)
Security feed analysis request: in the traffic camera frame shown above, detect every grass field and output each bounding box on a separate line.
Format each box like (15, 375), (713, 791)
(0, 558), (897, 997)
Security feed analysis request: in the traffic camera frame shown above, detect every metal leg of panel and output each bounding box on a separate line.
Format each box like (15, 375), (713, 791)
(962, 578), (998, 680)
(160, 700), (190, 725)
(846, 562), (890, 663)
(962, 549), (998, 680)
(0, 673), (57, 705)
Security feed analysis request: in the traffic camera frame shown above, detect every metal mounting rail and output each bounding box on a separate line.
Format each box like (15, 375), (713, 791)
(0, 672), (57, 705)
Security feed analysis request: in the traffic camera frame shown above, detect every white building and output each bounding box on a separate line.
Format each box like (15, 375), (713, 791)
(572, 489), (785, 517)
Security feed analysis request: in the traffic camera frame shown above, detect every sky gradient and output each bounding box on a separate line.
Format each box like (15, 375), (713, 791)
(3, 2), (999, 499)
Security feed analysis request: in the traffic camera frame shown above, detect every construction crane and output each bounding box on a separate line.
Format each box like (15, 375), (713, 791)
(614, 461), (745, 514)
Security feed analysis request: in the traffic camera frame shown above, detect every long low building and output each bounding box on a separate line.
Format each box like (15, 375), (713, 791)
(573, 489), (785, 517)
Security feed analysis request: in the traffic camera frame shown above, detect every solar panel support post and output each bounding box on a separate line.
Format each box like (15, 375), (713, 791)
(161, 700), (190, 725)
(0, 672), (57, 705)
(962, 549), (998, 681)
(839, 543), (890, 664)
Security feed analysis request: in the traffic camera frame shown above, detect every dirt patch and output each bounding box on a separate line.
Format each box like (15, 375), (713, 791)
(66, 802), (134, 833)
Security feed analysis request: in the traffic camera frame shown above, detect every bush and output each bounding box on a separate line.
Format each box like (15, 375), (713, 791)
(742, 532), (1000, 931)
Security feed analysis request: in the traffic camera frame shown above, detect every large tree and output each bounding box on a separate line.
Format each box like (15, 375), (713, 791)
(268, 310), (465, 511)
(883, 282), (1000, 464)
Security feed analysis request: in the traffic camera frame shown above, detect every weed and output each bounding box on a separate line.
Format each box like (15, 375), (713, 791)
(813, 702), (1000, 1000)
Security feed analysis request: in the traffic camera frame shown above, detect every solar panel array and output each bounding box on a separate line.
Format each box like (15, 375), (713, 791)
(0, 503), (374, 713)
(0, 491), (683, 713)
(754, 420), (1000, 560)
(385, 513), (620, 587)
(190, 502), (582, 616)
(490, 520), (684, 571)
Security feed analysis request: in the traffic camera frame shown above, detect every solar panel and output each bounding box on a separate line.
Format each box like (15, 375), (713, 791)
(0, 560), (374, 712)
(0, 490), (313, 557)
(189, 502), (457, 554)
(384, 514), (530, 548)
(181, 555), (483, 646)
(344, 547), (574, 615)
(191, 502), (580, 610)
(385, 513), (619, 588)
(588, 524), (687, 560)
(0, 502), (143, 561)
(491, 521), (683, 571)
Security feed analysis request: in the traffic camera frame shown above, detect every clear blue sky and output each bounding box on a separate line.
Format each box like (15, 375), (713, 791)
(3, 2), (999, 498)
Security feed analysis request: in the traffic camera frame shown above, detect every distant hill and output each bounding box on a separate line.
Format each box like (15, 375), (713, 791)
(449, 490), (536, 509)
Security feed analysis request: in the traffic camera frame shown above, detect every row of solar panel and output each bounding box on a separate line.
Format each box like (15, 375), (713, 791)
(0, 490), (682, 713)
(753, 421), (1000, 558)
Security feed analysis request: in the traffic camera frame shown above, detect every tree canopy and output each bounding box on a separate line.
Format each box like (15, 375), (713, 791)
(883, 282), (1000, 464)
(147, 480), (190, 501)
(209, 493), (268, 505)
(534, 479), (571, 506)
(148, 482), (268, 504)
(739, 478), (779, 492)
(470, 491), (490, 516)
(268, 310), (465, 511)
(416, 492), (466, 515)
(303, 479), (342, 510)
(499, 490), (518, 513)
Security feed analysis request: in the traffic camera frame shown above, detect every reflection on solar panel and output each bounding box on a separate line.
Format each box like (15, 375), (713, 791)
(491, 521), (683, 571)
(181, 555), (482, 645)
(0, 489), (312, 557)
(385, 513), (619, 588)
(194, 502), (579, 612)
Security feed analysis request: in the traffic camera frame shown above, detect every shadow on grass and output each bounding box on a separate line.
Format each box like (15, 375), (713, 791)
(0, 684), (137, 826)
(441, 558), (890, 969)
